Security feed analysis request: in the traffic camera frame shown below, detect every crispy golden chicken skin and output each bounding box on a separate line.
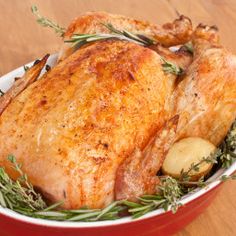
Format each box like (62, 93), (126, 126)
(1, 11), (235, 209)
(59, 11), (192, 61)
(115, 24), (236, 201)
(0, 55), (49, 116)
(0, 40), (175, 209)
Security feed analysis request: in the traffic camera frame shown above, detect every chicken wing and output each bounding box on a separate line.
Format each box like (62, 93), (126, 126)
(0, 55), (49, 115)
(59, 12), (192, 61)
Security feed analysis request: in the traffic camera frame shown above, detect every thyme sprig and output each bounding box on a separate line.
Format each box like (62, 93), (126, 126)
(179, 121), (236, 182)
(123, 176), (183, 218)
(219, 121), (236, 168)
(31, 5), (65, 37)
(180, 149), (221, 182)
(0, 155), (46, 213)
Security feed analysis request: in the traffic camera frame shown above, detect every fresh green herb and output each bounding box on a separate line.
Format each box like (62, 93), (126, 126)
(218, 141), (233, 168)
(161, 58), (184, 75)
(184, 42), (194, 54)
(219, 121), (236, 168)
(159, 176), (183, 213)
(220, 174), (236, 181)
(178, 121), (236, 187)
(180, 149), (221, 182)
(123, 177), (183, 218)
(0, 155), (46, 213)
(30, 5), (186, 79)
(103, 23), (156, 46)
(31, 5), (65, 37)
(226, 121), (236, 149)
(0, 89), (4, 97)
(65, 23), (156, 49)
(177, 121), (236, 185)
(34, 201), (125, 221)
(30, 6), (156, 48)
(173, 174), (236, 188)
(23, 65), (29, 72)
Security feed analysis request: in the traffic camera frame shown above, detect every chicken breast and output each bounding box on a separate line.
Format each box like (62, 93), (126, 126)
(0, 40), (175, 209)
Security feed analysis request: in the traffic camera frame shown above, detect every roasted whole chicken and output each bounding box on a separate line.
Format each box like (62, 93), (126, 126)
(0, 12), (236, 209)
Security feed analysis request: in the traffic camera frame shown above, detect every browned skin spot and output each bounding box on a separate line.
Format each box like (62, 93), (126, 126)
(0, 54), (49, 115)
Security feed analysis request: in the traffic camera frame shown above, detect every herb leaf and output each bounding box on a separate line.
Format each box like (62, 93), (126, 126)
(31, 5), (65, 37)
(65, 23), (156, 50)
(183, 42), (194, 54)
(180, 149), (221, 182)
(159, 176), (183, 213)
(161, 58), (184, 75)
(0, 155), (46, 213)
(0, 89), (4, 97)
(23, 65), (29, 72)
(219, 121), (236, 168)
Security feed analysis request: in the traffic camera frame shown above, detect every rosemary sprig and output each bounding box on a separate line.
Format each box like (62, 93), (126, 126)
(30, 6), (184, 76)
(161, 58), (184, 75)
(31, 5), (65, 37)
(65, 23), (184, 76)
(30, 5), (155, 47)
(103, 23), (156, 45)
(65, 23), (155, 49)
